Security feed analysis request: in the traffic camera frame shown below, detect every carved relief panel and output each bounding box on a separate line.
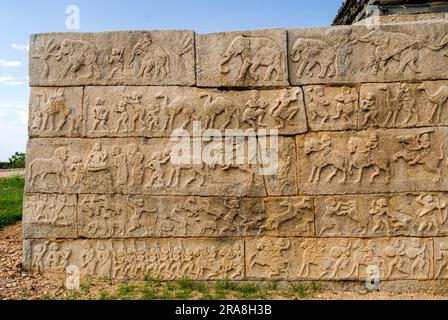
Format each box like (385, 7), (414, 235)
(359, 81), (448, 129)
(263, 197), (314, 237)
(29, 87), (83, 137)
(288, 23), (448, 85)
(78, 195), (266, 238)
(246, 237), (433, 281)
(196, 29), (289, 87)
(29, 31), (195, 86)
(84, 86), (307, 138)
(25, 138), (267, 197)
(24, 238), (244, 280)
(303, 85), (359, 131)
(316, 193), (448, 237)
(23, 193), (77, 239)
(296, 128), (447, 195)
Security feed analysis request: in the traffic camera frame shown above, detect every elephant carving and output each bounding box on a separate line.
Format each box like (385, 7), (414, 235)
(358, 30), (422, 75)
(219, 35), (284, 82)
(291, 38), (336, 78)
(129, 33), (170, 79)
(56, 39), (102, 79)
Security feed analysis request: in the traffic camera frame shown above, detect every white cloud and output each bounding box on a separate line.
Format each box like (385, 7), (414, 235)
(0, 75), (27, 85)
(0, 101), (28, 161)
(0, 59), (22, 67)
(11, 43), (29, 52)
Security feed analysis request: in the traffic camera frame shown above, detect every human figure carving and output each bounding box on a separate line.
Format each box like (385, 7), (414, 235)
(306, 86), (331, 125)
(304, 134), (347, 183)
(129, 33), (170, 79)
(128, 144), (144, 187)
(369, 198), (390, 233)
(360, 92), (379, 127)
(270, 88), (301, 129)
(112, 146), (128, 188)
(91, 98), (109, 132)
(392, 130), (444, 182)
(107, 47), (125, 79)
(85, 143), (108, 172)
(347, 132), (390, 184)
(333, 86), (358, 124)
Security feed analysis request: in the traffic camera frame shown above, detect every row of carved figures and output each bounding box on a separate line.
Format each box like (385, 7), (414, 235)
(29, 82), (448, 137)
(30, 237), (448, 279)
(31, 29), (448, 82)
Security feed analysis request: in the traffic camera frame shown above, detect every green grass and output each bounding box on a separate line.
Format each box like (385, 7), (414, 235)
(0, 176), (24, 229)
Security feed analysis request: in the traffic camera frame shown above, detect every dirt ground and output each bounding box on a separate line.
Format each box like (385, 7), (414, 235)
(1, 223), (448, 300)
(0, 171), (25, 178)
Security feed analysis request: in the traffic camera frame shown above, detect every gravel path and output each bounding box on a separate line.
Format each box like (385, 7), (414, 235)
(0, 171), (25, 178)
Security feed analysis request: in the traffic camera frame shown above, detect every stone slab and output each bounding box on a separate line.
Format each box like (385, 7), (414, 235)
(29, 31), (196, 86)
(29, 87), (83, 138)
(23, 193), (78, 239)
(196, 29), (289, 87)
(24, 238), (244, 280)
(25, 138), (267, 197)
(288, 22), (448, 85)
(246, 237), (433, 281)
(315, 193), (448, 237)
(296, 128), (448, 194)
(83, 86), (307, 137)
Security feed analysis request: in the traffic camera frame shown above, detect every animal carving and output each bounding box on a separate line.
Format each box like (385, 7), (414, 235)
(358, 30), (421, 75)
(291, 38), (336, 78)
(347, 135), (390, 184)
(55, 39), (102, 79)
(40, 91), (72, 132)
(129, 33), (170, 79)
(304, 136), (347, 184)
(392, 130), (444, 182)
(417, 83), (448, 123)
(29, 147), (69, 186)
(200, 93), (240, 130)
(219, 35), (284, 82)
(157, 94), (196, 131)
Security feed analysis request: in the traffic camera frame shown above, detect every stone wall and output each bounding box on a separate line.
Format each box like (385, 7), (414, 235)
(23, 21), (448, 284)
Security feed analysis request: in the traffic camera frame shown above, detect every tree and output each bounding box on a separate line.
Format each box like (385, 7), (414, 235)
(7, 152), (26, 169)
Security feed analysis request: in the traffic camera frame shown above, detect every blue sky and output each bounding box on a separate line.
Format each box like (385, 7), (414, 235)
(0, 0), (343, 161)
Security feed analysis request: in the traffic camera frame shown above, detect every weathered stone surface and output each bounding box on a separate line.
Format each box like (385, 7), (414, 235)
(78, 195), (265, 238)
(263, 137), (298, 196)
(288, 22), (448, 85)
(84, 86), (307, 137)
(196, 29), (289, 87)
(262, 197), (314, 237)
(434, 238), (448, 279)
(23, 22), (448, 287)
(246, 237), (433, 280)
(296, 128), (447, 194)
(29, 87), (83, 137)
(359, 81), (448, 129)
(25, 138), (266, 197)
(23, 194), (77, 239)
(303, 85), (359, 131)
(315, 193), (448, 237)
(24, 238), (244, 280)
(29, 31), (195, 86)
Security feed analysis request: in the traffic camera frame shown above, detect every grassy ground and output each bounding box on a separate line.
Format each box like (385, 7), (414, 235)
(60, 277), (323, 300)
(0, 176), (24, 229)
